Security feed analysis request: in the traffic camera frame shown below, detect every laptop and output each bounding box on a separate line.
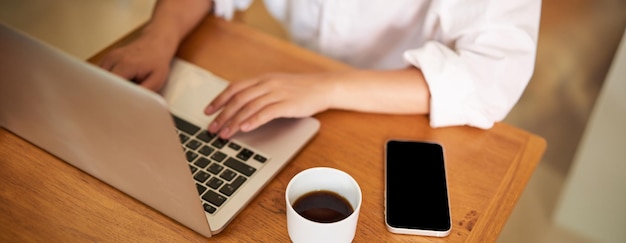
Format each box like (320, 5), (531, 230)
(0, 23), (320, 237)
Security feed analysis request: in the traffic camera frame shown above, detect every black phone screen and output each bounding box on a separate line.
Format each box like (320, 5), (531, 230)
(385, 140), (451, 232)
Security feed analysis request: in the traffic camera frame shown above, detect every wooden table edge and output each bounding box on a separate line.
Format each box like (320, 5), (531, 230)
(466, 134), (547, 242)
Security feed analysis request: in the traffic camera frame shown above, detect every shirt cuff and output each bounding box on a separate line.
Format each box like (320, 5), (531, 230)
(404, 41), (494, 129)
(212, 0), (253, 20)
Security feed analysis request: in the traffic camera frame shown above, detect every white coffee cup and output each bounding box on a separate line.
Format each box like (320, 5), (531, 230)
(285, 167), (362, 243)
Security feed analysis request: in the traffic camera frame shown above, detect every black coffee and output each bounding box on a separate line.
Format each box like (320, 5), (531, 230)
(292, 190), (354, 223)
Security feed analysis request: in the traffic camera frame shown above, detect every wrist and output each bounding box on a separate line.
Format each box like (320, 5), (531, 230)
(325, 72), (346, 111)
(138, 25), (179, 58)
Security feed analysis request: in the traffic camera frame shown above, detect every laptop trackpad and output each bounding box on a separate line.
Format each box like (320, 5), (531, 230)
(161, 58), (228, 126)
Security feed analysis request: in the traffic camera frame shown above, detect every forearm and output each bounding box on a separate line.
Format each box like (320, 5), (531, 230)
(329, 66), (430, 115)
(141, 0), (213, 56)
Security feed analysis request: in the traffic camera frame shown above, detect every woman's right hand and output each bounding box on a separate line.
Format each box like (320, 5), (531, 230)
(98, 34), (175, 92)
(98, 0), (213, 92)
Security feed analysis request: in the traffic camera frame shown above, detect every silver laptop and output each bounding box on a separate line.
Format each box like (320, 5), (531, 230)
(0, 23), (320, 237)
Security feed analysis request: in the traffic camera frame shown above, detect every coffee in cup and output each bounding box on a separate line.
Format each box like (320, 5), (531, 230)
(285, 167), (362, 243)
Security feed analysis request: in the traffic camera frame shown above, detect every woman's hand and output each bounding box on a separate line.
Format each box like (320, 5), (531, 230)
(204, 72), (337, 138)
(98, 0), (213, 92)
(204, 67), (430, 139)
(98, 34), (175, 92)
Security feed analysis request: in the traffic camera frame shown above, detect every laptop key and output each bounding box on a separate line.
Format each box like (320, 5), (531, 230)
(219, 169), (237, 181)
(194, 157), (211, 168)
(211, 138), (228, 149)
(231, 175), (246, 189)
(206, 177), (224, 189)
(203, 203), (216, 214)
(196, 130), (216, 143)
(189, 165), (198, 174)
(236, 148), (254, 161)
(207, 163), (224, 175)
(178, 133), (189, 143)
(224, 157), (256, 176)
(210, 151), (227, 162)
(193, 171), (210, 183)
(185, 139), (202, 150)
(172, 115), (200, 136)
(185, 150), (199, 162)
(253, 154), (267, 163)
(203, 190), (226, 207)
(219, 175), (246, 196)
(198, 145), (214, 156)
(228, 142), (242, 151)
(196, 183), (207, 195)
(220, 185), (236, 196)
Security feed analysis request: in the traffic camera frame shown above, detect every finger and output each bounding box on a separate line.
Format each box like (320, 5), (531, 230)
(238, 101), (290, 135)
(209, 90), (267, 134)
(207, 82), (270, 133)
(220, 100), (305, 139)
(140, 70), (168, 92)
(99, 56), (115, 71)
(98, 50), (120, 71)
(205, 78), (262, 115)
(218, 94), (281, 138)
(110, 64), (138, 82)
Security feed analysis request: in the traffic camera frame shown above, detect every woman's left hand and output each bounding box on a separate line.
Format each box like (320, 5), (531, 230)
(204, 72), (337, 138)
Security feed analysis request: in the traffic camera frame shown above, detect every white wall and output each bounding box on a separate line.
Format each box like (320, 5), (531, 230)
(554, 29), (626, 243)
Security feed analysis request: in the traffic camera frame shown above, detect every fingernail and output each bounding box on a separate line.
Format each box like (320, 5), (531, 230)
(240, 122), (251, 132)
(208, 121), (218, 132)
(205, 105), (214, 114)
(219, 128), (230, 138)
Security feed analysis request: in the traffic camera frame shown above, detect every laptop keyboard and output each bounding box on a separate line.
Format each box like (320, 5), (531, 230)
(172, 115), (268, 214)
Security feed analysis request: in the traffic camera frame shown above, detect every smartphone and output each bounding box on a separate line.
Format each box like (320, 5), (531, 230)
(384, 140), (451, 237)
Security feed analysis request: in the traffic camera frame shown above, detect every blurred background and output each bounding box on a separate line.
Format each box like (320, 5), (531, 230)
(1, 0), (625, 242)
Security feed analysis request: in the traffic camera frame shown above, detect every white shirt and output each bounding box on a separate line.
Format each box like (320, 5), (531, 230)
(213, 0), (542, 129)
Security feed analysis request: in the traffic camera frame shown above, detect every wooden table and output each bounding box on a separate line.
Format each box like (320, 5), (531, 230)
(0, 16), (546, 242)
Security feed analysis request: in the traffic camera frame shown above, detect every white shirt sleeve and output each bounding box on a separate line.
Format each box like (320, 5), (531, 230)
(212, 0), (253, 20)
(403, 0), (541, 129)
